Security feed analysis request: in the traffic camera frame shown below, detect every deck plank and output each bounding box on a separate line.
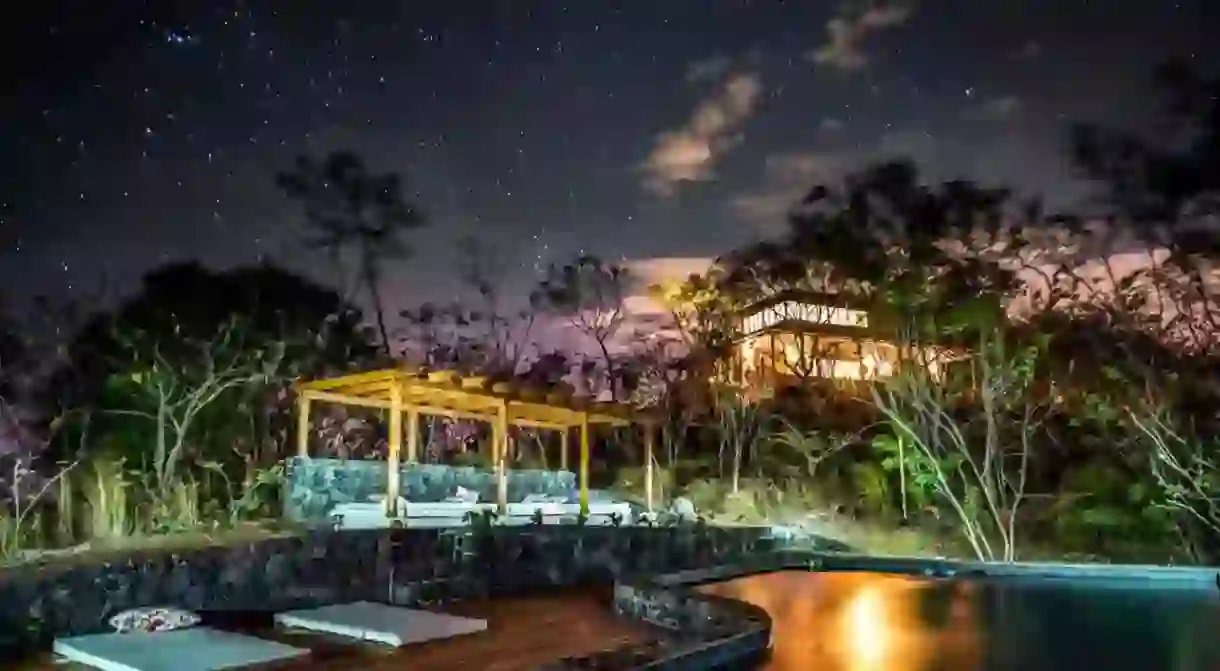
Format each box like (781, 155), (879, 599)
(21, 588), (663, 671)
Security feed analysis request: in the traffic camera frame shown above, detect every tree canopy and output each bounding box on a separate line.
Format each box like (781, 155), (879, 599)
(43, 261), (378, 412)
(277, 150), (426, 353)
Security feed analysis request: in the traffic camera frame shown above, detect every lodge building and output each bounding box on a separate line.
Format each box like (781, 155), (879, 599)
(727, 290), (955, 396)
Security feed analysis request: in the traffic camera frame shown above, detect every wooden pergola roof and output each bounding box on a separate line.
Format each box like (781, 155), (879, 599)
(294, 368), (646, 430)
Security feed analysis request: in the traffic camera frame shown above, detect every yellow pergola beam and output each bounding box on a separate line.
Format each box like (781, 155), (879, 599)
(399, 400), (497, 423)
(296, 394), (311, 457)
(579, 413), (590, 516)
(332, 378), (399, 397)
(514, 418), (571, 431)
(304, 389), (392, 410)
(494, 401), (509, 513)
(387, 383), (403, 517)
(297, 369), (404, 392)
(406, 407), (419, 463)
(644, 422), (655, 513)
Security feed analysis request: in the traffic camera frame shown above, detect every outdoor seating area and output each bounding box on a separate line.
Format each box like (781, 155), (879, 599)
(285, 457), (634, 528)
(291, 368), (656, 528)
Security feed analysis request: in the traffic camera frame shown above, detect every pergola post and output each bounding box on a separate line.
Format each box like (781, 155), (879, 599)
(644, 422), (655, 513)
(386, 384), (402, 518)
(495, 402), (509, 513)
(406, 408), (419, 463)
(296, 394), (311, 457)
(559, 428), (569, 471)
(579, 413), (590, 517)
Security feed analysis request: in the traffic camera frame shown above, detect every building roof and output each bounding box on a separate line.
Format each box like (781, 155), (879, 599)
(736, 289), (874, 317)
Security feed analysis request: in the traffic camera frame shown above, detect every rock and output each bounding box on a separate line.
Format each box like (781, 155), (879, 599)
(452, 486), (480, 503)
(670, 497), (697, 522)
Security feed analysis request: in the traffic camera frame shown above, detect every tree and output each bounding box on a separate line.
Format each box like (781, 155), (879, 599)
(45, 262), (376, 410)
(1070, 60), (1220, 239)
(276, 150), (426, 354)
(872, 326), (1050, 562)
(533, 255), (629, 400)
(398, 301), (485, 372)
(713, 160), (1022, 400)
(0, 302), (25, 404)
(454, 235), (537, 375)
(1065, 62), (1220, 561)
(40, 262), (377, 477)
(102, 315), (285, 500)
(1065, 62), (1220, 352)
(648, 269), (739, 381)
(714, 388), (767, 494)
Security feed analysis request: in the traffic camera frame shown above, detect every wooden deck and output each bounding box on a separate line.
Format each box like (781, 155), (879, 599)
(20, 588), (664, 671)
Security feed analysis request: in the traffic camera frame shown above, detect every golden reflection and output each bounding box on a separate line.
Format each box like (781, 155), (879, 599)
(845, 585), (888, 671)
(699, 571), (984, 671)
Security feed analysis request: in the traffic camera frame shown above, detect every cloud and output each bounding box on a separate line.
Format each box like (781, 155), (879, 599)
(819, 117), (846, 132)
(621, 256), (716, 303)
(641, 72), (764, 195)
(963, 95), (1022, 121)
(685, 54), (733, 83)
(877, 128), (939, 160)
(809, 1), (914, 72)
(1012, 40), (1042, 60)
(730, 152), (852, 235)
(764, 152), (846, 185)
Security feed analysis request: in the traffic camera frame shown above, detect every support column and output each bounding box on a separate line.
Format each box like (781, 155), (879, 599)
(295, 393), (312, 457)
(495, 402), (509, 514)
(644, 422), (655, 513)
(387, 385), (402, 518)
(559, 428), (569, 471)
(406, 408), (419, 463)
(579, 414), (590, 517)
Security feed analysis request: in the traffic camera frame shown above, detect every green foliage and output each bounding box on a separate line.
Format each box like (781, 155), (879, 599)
(1046, 462), (1177, 562)
(98, 316), (285, 497)
(79, 457), (134, 541)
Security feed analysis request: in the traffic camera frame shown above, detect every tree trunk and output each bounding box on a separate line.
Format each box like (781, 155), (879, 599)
(597, 339), (616, 401)
(362, 261), (392, 356)
(731, 437), (742, 494)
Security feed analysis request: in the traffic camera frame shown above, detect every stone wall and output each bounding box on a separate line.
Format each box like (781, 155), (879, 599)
(284, 456), (578, 523)
(0, 523), (800, 665)
(385, 523), (784, 604)
(0, 530), (391, 656)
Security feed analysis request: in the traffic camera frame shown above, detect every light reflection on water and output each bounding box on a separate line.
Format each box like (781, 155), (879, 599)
(699, 570), (1220, 671)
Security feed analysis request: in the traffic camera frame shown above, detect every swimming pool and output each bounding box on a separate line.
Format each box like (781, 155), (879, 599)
(699, 569), (1220, 670)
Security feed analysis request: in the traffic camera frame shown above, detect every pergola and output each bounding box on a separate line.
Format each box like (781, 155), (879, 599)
(293, 368), (658, 517)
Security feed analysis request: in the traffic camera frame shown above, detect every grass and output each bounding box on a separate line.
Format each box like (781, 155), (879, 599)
(0, 521), (302, 573)
(0, 453), (289, 569)
(613, 469), (1028, 560)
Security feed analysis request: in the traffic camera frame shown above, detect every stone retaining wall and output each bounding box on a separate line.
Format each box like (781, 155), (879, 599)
(386, 523), (785, 604)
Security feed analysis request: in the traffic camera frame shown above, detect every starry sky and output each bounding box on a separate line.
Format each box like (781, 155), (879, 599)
(2, 0), (1217, 326)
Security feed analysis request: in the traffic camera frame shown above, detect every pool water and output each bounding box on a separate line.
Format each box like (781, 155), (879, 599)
(699, 570), (1220, 671)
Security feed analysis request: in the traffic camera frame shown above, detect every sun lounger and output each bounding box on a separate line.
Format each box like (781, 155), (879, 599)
(274, 601), (486, 647)
(53, 627), (308, 671)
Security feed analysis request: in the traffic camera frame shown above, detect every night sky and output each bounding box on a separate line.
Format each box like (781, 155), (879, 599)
(3, 1), (1217, 325)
